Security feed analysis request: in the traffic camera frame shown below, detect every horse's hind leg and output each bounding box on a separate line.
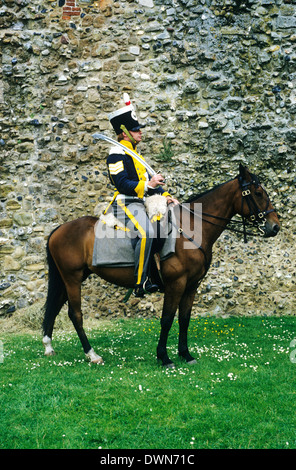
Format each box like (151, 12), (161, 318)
(43, 230), (68, 356)
(66, 281), (104, 364)
(43, 289), (67, 356)
(42, 278), (67, 356)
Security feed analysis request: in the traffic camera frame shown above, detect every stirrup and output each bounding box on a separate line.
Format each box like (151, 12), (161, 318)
(134, 278), (159, 297)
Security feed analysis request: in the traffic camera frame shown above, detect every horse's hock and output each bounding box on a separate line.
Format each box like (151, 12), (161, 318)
(0, 0), (295, 318)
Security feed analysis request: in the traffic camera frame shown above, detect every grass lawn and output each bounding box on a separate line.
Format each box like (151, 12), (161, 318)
(0, 315), (296, 449)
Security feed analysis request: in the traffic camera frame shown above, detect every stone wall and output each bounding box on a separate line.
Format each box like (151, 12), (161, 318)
(0, 0), (295, 318)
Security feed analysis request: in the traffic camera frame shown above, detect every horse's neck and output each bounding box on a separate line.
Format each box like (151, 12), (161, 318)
(194, 178), (239, 247)
(198, 178), (238, 216)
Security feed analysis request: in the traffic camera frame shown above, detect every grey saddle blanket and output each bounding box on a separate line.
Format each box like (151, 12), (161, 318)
(92, 207), (177, 268)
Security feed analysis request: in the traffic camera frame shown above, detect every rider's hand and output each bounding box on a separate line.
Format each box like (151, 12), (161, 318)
(166, 196), (179, 206)
(147, 174), (165, 189)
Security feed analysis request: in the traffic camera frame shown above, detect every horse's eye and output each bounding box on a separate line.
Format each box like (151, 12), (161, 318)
(255, 191), (263, 198)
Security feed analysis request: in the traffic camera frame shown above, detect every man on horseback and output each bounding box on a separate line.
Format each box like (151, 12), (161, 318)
(106, 95), (178, 297)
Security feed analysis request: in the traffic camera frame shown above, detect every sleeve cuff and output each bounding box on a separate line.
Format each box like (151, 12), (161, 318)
(134, 181), (146, 199)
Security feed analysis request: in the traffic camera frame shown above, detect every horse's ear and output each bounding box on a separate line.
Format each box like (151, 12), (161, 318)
(239, 163), (246, 178)
(239, 164), (252, 182)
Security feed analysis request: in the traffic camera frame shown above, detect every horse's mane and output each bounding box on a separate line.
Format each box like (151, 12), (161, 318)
(185, 180), (232, 203)
(184, 168), (261, 204)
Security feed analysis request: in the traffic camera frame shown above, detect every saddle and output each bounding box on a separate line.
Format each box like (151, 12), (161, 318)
(92, 195), (177, 268)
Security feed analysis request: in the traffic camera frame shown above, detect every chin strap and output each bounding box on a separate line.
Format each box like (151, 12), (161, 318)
(120, 124), (137, 145)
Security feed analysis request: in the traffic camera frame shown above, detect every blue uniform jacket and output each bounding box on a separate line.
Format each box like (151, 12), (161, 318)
(107, 140), (171, 199)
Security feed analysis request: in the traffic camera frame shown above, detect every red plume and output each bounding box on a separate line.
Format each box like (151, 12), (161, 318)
(123, 93), (131, 106)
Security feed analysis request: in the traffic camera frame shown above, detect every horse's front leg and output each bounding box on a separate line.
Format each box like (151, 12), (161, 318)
(157, 282), (185, 368)
(178, 288), (197, 365)
(157, 310), (176, 368)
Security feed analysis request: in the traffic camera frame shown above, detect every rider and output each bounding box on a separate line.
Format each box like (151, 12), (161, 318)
(107, 95), (178, 297)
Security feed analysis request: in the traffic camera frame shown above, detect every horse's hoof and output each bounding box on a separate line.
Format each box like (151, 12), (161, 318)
(44, 350), (55, 357)
(187, 358), (197, 365)
(157, 358), (175, 368)
(91, 357), (104, 365)
(86, 348), (104, 365)
(43, 336), (55, 356)
(179, 351), (197, 365)
(165, 361), (175, 369)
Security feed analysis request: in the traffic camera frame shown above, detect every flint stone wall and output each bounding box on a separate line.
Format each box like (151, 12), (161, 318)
(0, 0), (295, 319)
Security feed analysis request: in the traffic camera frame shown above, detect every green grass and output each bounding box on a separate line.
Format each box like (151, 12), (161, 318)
(1, 316), (296, 449)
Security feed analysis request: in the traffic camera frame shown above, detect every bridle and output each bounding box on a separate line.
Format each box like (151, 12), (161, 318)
(238, 174), (276, 242)
(175, 174), (277, 251)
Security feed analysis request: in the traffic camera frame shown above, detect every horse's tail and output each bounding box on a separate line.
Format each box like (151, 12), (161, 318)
(42, 227), (67, 336)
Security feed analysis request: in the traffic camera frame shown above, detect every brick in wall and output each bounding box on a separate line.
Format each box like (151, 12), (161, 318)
(62, 0), (81, 20)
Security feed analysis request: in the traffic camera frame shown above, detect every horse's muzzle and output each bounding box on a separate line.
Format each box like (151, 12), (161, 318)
(263, 221), (280, 238)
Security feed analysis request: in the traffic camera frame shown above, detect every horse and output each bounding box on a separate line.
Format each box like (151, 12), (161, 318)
(42, 164), (280, 367)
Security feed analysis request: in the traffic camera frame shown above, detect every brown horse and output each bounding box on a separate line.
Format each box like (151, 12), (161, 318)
(42, 165), (280, 367)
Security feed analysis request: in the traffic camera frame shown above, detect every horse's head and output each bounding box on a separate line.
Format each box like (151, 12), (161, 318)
(236, 164), (280, 238)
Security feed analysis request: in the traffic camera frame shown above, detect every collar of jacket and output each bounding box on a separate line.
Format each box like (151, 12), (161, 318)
(120, 139), (138, 154)
(119, 140), (146, 171)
